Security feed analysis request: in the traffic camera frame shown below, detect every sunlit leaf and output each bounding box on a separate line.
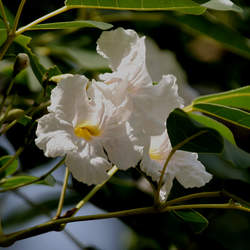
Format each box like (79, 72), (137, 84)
(167, 108), (224, 153)
(192, 103), (250, 130)
(65, 0), (206, 15)
(0, 156), (18, 179)
(173, 210), (208, 233)
(0, 175), (56, 189)
(29, 20), (113, 30)
(188, 113), (236, 144)
(193, 86), (250, 111)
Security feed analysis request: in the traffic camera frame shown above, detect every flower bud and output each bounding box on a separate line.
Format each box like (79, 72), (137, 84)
(13, 53), (30, 77)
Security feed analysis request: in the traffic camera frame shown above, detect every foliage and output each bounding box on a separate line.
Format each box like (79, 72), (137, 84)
(0, 0), (249, 249)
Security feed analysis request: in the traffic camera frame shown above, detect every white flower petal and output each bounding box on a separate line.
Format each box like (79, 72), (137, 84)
(133, 75), (183, 134)
(104, 123), (145, 170)
(145, 38), (198, 105)
(35, 113), (77, 157)
(172, 151), (213, 188)
(97, 28), (152, 92)
(66, 142), (111, 185)
(48, 75), (91, 124)
(202, 0), (242, 12)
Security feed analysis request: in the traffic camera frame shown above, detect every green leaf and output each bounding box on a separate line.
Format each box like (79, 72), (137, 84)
(173, 210), (208, 233)
(221, 139), (250, 169)
(50, 46), (108, 70)
(199, 154), (250, 184)
(29, 20), (113, 30)
(0, 175), (56, 189)
(192, 103), (250, 130)
(65, 0), (206, 15)
(188, 113), (236, 145)
(167, 108), (224, 153)
(0, 156), (18, 179)
(0, 28), (7, 47)
(170, 14), (250, 59)
(193, 86), (250, 111)
(14, 35), (61, 84)
(17, 115), (32, 126)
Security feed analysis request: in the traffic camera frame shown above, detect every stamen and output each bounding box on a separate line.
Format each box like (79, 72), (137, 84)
(149, 149), (165, 161)
(74, 122), (101, 141)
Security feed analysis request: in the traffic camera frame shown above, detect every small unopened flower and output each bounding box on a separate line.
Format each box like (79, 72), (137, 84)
(35, 75), (142, 185)
(141, 131), (212, 201)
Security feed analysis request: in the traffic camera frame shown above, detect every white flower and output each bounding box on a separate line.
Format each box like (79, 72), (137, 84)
(145, 38), (198, 105)
(202, 0), (242, 12)
(35, 75), (143, 185)
(141, 131), (212, 201)
(97, 28), (183, 135)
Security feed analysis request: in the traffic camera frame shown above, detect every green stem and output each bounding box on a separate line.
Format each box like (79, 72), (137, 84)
(0, 5), (72, 61)
(165, 191), (222, 206)
(0, 147), (24, 175)
(0, 78), (15, 114)
(155, 130), (208, 205)
(0, 120), (17, 136)
(67, 165), (118, 218)
(15, 6), (71, 35)
(1, 202), (249, 247)
(12, 0), (27, 32)
(54, 166), (70, 219)
(0, 157), (65, 193)
(0, 0), (10, 31)
(0, 34), (15, 61)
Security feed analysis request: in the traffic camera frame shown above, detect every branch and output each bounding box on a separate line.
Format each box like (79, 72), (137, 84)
(0, 201), (249, 247)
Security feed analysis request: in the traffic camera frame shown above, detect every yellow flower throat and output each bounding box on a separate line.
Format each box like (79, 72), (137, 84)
(149, 149), (165, 161)
(74, 122), (101, 141)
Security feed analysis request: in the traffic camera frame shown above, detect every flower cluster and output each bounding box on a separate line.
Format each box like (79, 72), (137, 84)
(35, 28), (212, 197)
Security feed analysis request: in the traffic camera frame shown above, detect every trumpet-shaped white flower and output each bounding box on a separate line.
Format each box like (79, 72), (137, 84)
(97, 28), (183, 135)
(141, 131), (212, 201)
(96, 28), (211, 197)
(35, 75), (144, 185)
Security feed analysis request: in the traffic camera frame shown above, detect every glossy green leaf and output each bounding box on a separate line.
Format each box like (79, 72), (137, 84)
(29, 20), (113, 30)
(65, 0), (206, 15)
(192, 103), (250, 130)
(171, 14), (250, 59)
(193, 86), (250, 111)
(188, 113), (236, 144)
(0, 175), (56, 189)
(167, 108), (224, 153)
(0, 156), (18, 179)
(173, 210), (208, 233)
(221, 139), (250, 169)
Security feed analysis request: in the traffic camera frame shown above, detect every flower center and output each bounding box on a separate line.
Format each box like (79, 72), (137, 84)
(74, 122), (101, 141)
(149, 149), (165, 161)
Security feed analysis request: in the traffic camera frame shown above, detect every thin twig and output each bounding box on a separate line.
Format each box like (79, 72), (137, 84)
(0, 0), (10, 31)
(12, 0), (27, 32)
(54, 166), (70, 219)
